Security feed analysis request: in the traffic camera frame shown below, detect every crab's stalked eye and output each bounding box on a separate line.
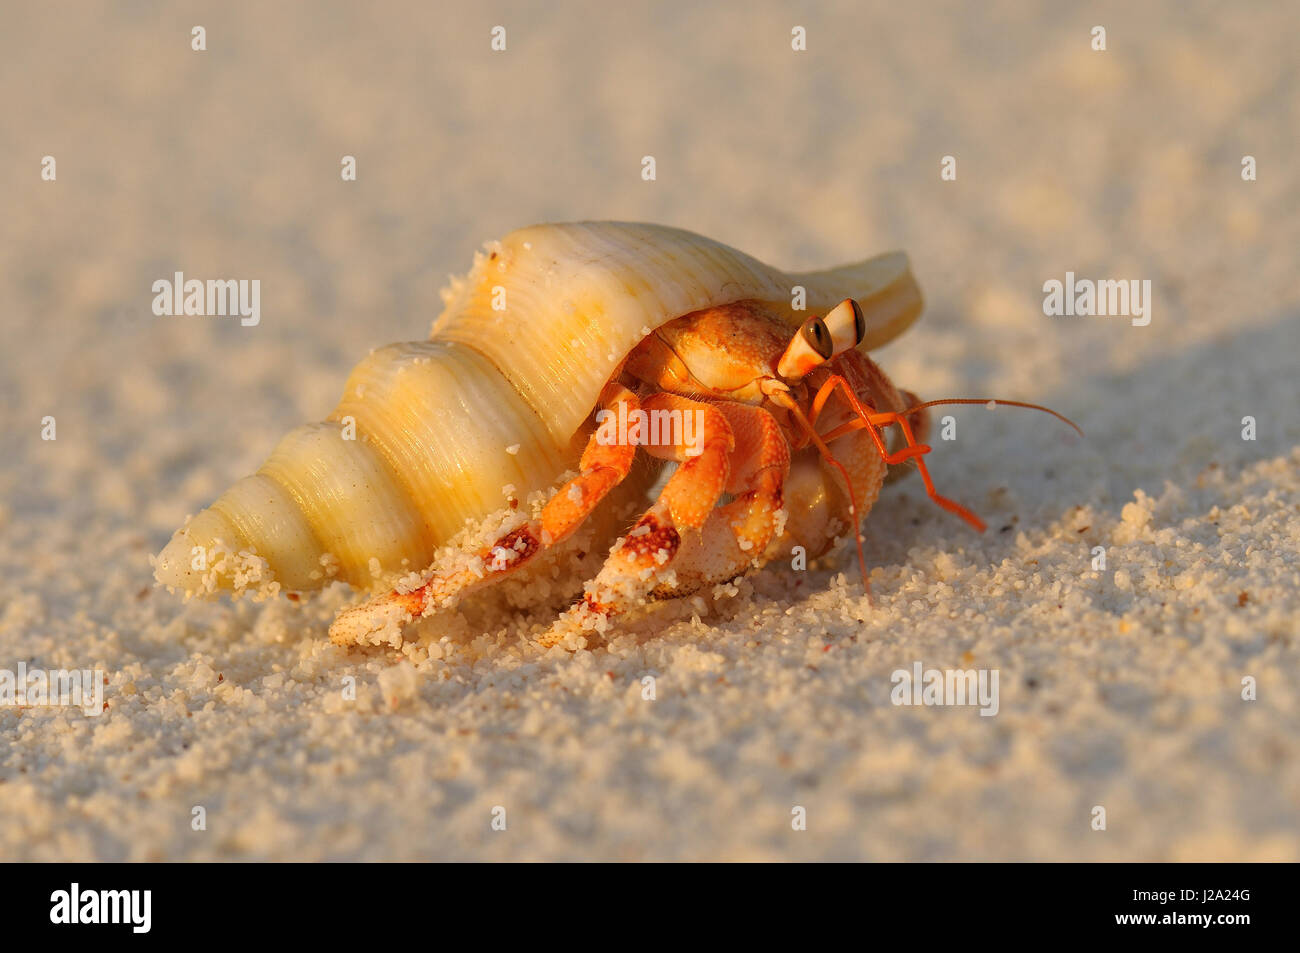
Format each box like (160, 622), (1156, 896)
(802, 316), (834, 358)
(777, 315), (834, 380)
(823, 298), (866, 354)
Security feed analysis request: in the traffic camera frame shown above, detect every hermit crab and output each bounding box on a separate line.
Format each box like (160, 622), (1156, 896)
(154, 221), (1076, 648)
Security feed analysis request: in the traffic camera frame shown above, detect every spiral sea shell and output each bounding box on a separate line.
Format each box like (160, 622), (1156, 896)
(153, 222), (921, 598)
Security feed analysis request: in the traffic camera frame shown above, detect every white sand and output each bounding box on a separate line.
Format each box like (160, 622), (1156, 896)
(1, 2), (1297, 860)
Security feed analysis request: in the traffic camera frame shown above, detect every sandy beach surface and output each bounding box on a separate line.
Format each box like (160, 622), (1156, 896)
(1, 1), (1297, 861)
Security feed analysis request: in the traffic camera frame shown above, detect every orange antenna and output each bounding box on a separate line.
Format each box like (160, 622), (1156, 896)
(773, 382), (1081, 592)
(899, 398), (1083, 436)
(812, 392), (1082, 533)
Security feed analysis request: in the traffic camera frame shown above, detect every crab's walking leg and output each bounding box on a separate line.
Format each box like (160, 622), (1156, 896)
(329, 382), (641, 646)
(539, 400), (794, 645)
(537, 393), (735, 645)
(648, 402), (792, 599)
(808, 373), (985, 532)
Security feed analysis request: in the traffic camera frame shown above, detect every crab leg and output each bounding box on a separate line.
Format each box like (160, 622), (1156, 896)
(539, 399), (793, 645)
(328, 382), (641, 647)
(647, 402), (792, 599)
(537, 393), (735, 645)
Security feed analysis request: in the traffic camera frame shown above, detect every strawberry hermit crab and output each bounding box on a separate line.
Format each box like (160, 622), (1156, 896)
(154, 222), (1076, 648)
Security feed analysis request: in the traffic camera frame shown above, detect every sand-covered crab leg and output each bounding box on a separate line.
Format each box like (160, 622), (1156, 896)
(539, 398), (791, 645)
(328, 382), (641, 647)
(537, 393), (732, 644)
(647, 402), (792, 599)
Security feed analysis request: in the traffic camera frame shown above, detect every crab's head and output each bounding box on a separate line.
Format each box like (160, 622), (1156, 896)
(759, 298), (868, 412)
(624, 298), (866, 410)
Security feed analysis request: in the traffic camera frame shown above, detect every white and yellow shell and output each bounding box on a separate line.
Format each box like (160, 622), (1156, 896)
(153, 221), (922, 597)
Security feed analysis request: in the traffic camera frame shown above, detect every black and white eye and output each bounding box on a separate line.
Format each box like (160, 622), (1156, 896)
(801, 317), (833, 359)
(777, 315), (835, 380)
(823, 299), (866, 354)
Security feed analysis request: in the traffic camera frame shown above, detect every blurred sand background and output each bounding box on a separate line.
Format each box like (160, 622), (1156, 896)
(1, 1), (1297, 860)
